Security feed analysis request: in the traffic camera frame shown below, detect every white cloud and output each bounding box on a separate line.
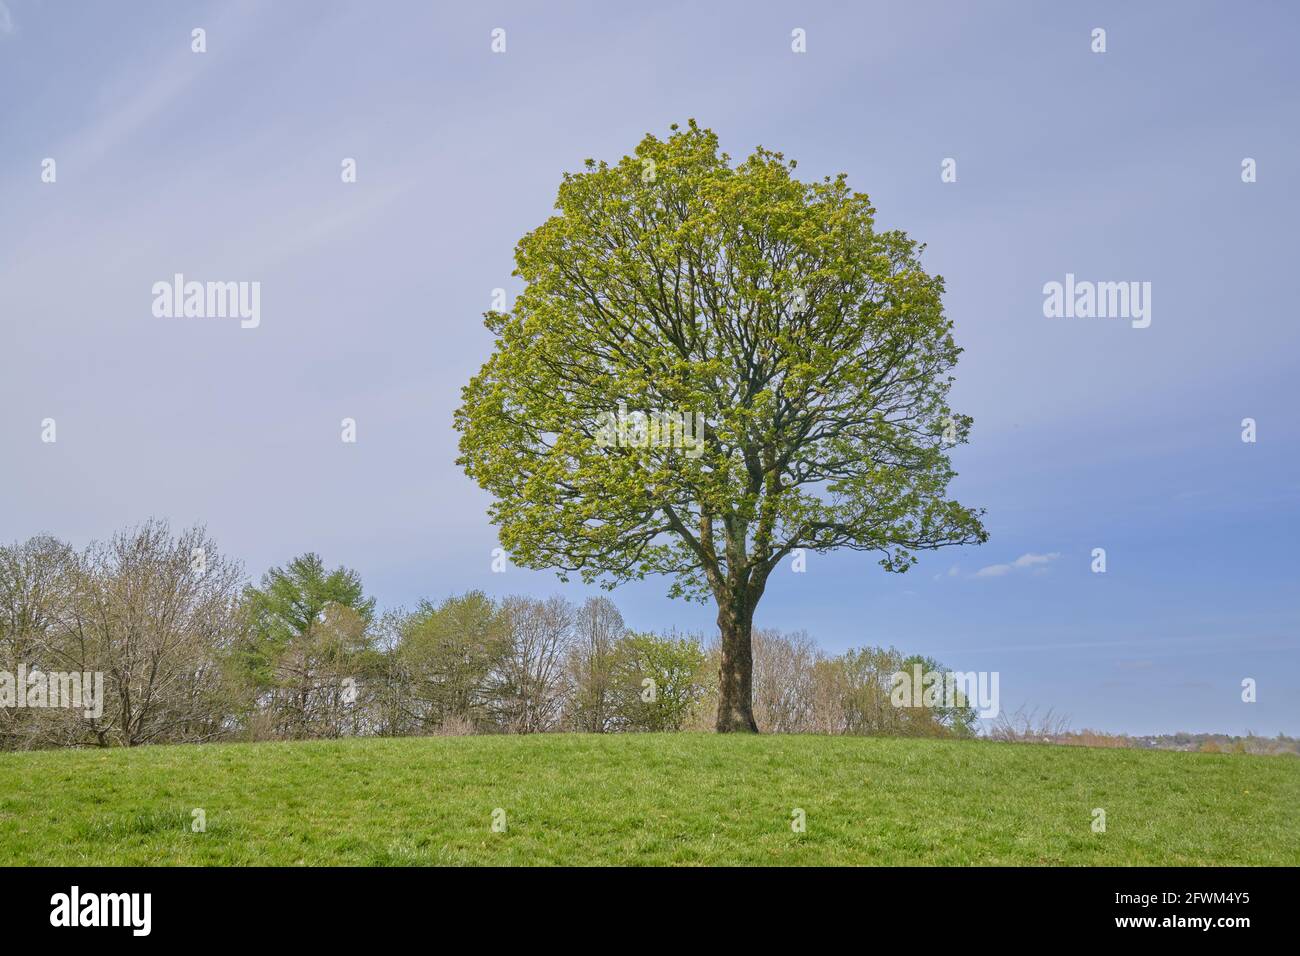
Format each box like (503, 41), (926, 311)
(1012, 552), (1059, 569)
(0, 2), (14, 36)
(973, 552), (1060, 578)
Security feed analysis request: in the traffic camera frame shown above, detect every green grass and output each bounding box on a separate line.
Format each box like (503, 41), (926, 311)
(1, 734), (1296, 865)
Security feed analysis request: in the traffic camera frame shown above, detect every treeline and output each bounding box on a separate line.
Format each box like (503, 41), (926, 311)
(0, 521), (976, 750)
(988, 708), (1300, 756)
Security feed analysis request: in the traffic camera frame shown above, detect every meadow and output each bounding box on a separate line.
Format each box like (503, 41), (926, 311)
(2, 734), (1296, 866)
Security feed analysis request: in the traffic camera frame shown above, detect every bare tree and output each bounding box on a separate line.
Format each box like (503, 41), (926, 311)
(57, 521), (245, 747)
(751, 628), (822, 733)
(494, 596), (574, 733)
(563, 596), (625, 732)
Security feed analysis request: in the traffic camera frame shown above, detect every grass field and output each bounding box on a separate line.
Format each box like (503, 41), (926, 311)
(1, 734), (1296, 866)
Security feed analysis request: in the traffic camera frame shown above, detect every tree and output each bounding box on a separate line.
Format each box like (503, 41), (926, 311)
(750, 628), (821, 733)
(62, 521), (244, 747)
(494, 596), (574, 733)
(238, 553), (377, 739)
(455, 121), (987, 731)
(611, 631), (708, 732)
(563, 596), (625, 732)
(0, 535), (82, 749)
(898, 653), (979, 738)
(806, 645), (977, 737)
(392, 591), (510, 733)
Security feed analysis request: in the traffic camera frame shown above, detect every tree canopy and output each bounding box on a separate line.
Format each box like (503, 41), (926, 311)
(456, 121), (986, 730)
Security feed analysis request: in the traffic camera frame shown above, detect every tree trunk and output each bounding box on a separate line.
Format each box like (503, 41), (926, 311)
(715, 601), (758, 733)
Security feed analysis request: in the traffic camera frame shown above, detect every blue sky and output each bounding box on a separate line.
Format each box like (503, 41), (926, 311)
(2, 1), (1297, 736)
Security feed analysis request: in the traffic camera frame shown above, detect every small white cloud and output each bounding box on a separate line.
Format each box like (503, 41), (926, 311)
(0, 2), (13, 35)
(974, 552), (1059, 578)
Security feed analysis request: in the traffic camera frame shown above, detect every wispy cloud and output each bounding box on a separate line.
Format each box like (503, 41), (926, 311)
(0, 2), (14, 36)
(973, 552), (1060, 578)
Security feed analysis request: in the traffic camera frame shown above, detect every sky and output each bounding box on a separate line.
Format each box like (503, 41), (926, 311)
(2, 0), (1297, 736)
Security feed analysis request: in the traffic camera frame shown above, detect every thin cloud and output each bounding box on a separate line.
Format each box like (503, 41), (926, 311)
(973, 552), (1060, 578)
(0, 2), (14, 36)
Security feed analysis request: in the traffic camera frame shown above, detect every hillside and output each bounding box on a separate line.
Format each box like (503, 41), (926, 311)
(1, 734), (1296, 866)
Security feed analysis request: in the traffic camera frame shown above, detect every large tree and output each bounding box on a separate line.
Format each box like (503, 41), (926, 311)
(455, 121), (986, 732)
